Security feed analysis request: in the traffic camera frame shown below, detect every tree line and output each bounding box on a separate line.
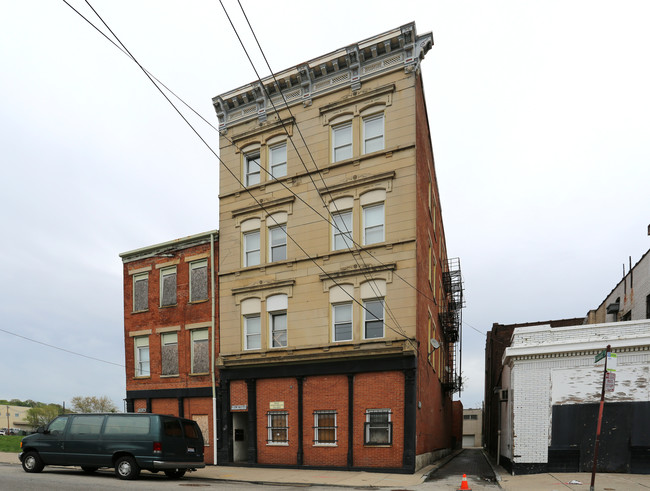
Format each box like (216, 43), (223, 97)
(2, 396), (118, 428)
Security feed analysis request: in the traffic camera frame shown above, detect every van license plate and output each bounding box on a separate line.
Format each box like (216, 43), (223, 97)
(187, 447), (195, 453)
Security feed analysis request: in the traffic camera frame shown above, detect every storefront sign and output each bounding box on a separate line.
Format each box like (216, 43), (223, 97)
(269, 401), (284, 409)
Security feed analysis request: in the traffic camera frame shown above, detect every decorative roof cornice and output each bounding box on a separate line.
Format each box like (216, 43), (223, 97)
(119, 230), (219, 263)
(212, 22), (432, 132)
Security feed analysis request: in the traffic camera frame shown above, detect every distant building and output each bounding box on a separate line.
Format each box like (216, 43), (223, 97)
(587, 249), (650, 324)
(213, 22), (463, 472)
(2, 405), (31, 433)
(462, 408), (482, 448)
(120, 230), (218, 464)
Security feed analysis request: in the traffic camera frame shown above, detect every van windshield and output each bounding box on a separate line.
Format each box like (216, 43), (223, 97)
(47, 416), (68, 435)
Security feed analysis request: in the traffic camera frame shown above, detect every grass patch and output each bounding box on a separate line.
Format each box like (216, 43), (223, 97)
(0, 435), (25, 453)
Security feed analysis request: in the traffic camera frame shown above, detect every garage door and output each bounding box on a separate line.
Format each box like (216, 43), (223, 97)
(462, 435), (475, 447)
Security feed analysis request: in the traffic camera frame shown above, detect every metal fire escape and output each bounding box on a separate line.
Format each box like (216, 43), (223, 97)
(440, 257), (464, 393)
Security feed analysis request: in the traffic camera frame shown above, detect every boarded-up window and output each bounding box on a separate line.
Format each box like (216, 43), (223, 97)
(161, 332), (178, 376)
(160, 267), (177, 307)
(192, 414), (209, 445)
(191, 329), (209, 374)
(133, 273), (149, 312)
(190, 260), (208, 302)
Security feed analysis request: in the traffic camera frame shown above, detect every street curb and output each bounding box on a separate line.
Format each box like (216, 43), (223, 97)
(481, 448), (503, 487)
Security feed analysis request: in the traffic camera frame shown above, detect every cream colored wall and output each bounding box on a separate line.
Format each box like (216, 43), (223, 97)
(218, 69), (420, 358)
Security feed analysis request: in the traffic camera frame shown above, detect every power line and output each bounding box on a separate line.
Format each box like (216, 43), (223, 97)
(220, 0), (412, 341)
(225, 0), (450, 322)
(69, 0), (414, 345)
(0, 327), (124, 368)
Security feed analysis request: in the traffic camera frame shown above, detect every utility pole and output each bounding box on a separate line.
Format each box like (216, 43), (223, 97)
(590, 344), (611, 491)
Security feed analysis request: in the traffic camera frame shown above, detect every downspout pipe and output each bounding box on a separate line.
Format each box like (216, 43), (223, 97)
(210, 232), (218, 465)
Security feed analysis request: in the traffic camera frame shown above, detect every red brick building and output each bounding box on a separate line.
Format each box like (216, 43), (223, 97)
(214, 23), (462, 472)
(120, 230), (218, 464)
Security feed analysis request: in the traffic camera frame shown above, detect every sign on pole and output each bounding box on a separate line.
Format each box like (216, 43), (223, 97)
(605, 372), (616, 392)
(594, 350), (606, 363)
(606, 353), (617, 372)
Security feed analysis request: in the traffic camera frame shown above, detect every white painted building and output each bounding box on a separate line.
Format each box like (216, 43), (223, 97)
(499, 319), (650, 474)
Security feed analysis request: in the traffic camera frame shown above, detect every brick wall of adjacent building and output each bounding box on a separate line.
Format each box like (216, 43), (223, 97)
(121, 231), (218, 464)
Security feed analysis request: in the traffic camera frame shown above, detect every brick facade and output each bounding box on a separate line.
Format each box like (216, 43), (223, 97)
(214, 23), (460, 472)
(121, 231), (218, 464)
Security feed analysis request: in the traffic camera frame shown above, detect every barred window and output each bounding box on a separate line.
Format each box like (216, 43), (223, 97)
(364, 409), (392, 445)
(314, 411), (337, 445)
(267, 411), (288, 444)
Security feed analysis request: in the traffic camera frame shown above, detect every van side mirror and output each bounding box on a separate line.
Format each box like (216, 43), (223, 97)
(36, 426), (45, 434)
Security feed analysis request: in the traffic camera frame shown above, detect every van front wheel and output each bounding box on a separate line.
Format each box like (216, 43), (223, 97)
(164, 469), (186, 479)
(115, 456), (140, 480)
(22, 452), (44, 473)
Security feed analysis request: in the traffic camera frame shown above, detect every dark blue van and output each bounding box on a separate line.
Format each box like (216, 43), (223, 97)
(19, 413), (205, 480)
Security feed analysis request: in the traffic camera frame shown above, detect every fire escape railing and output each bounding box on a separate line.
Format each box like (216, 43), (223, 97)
(439, 258), (464, 393)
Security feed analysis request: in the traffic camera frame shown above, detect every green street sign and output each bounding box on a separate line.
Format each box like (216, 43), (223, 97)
(595, 350), (606, 363)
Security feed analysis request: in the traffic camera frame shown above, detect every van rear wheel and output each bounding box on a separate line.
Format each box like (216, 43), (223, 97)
(164, 469), (186, 479)
(115, 456), (140, 480)
(22, 451), (44, 473)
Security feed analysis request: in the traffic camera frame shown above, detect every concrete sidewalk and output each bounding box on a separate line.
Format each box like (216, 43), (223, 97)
(3, 451), (650, 489)
(499, 471), (650, 491)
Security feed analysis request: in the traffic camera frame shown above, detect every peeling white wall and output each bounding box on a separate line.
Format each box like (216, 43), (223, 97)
(503, 319), (650, 466)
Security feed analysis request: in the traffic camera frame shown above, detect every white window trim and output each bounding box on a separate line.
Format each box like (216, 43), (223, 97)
(269, 142), (287, 179)
(134, 336), (150, 378)
(332, 210), (353, 251)
(363, 298), (385, 340)
(244, 314), (261, 351)
(332, 122), (353, 163)
(268, 311), (287, 348)
(363, 113), (385, 154)
(245, 151), (261, 187)
(362, 202), (385, 245)
(243, 230), (261, 267)
(268, 224), (287, 263)
(332, 302), (353, 342)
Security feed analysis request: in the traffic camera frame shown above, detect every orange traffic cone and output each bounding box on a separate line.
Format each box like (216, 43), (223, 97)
(457, 473), (472, 491)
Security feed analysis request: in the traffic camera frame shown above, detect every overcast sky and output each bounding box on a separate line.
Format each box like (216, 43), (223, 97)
(1, 1), (648, 412)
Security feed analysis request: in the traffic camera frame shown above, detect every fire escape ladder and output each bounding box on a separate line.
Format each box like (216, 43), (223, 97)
(440, 258), (464, 393)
